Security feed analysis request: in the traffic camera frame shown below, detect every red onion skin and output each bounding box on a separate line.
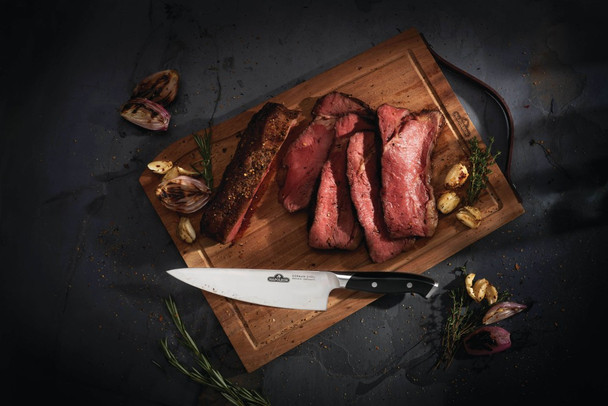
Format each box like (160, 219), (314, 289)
(464, 326), (511, 355)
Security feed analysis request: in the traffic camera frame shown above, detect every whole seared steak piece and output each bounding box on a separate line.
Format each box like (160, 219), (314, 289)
(346, 130), (415, 263)
(308, 119), (366, 251)
(200, 102), (300, 243)
(377, 104), (445, 239)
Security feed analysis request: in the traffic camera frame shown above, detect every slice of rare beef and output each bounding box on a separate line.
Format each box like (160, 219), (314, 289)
(378, 105), (445, 239)
(278, 117), (336, 212)
(200, 102), (300, 243)
(308, 127), (363, 251)
(377, 104), (411, 145)
(334, 112), (376, 137)
(346, 130), (414, 263)
(312, 91), (374, 119)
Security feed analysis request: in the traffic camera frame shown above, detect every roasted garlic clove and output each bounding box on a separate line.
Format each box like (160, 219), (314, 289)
(177, 166), (200, 176)
(120, 98), (170, 131)
(162, 166), (181, 182)
(437, 191), (461, 214)
(465, 273), (476, 299)
(464, 326), (511, 355)
(472, 278), (490, 302)
(485, 284), (499, 305)
(444, 163), (469, 189)
(465, 273), (498, 303)
(177, 217), (196, 243)
(483, 301), (527, 325)
(456, 206), (482, 228)
(132, 69), (179, 106)
(155, 175), (211, 214)
(148, 160), (174, 174)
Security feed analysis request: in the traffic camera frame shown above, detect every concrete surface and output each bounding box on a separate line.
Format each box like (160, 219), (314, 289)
(2, 0), (606, 404)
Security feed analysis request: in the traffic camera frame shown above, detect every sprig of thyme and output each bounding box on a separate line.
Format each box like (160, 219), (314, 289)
(434, 266), (511, 370)
(434, 285), (477, 370)
(160, 296), (270, 406)
(192, 128), (214, 190)
(466, 137), (501, 205)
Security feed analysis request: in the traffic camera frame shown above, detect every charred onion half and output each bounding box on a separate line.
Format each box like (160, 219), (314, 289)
(120, 69), (179, 131)
(155, 176), (211, 214)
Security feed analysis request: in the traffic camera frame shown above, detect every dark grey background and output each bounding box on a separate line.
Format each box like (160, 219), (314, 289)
(2, 0), (606, 404)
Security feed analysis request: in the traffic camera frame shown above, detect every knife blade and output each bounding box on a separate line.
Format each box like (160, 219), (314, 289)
(167, 268), (438, 311)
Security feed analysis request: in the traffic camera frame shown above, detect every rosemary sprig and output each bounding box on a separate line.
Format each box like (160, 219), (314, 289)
(191, 66), (222, 191)
(161, 296), (270, 406)
(192, 128), (214, 190)
(466, 137), (501, 205)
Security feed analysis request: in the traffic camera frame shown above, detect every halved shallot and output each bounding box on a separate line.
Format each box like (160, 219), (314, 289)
(155, 176), (211, 214)
(131, 69), (179, 106)
(120, 98), (170, 131)
(483, 301), (528, 325)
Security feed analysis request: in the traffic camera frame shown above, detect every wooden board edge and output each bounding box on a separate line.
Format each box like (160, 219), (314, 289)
(204, 290), (380, 372)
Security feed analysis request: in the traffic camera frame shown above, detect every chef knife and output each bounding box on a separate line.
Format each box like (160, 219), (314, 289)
(167, 268), (438, 311)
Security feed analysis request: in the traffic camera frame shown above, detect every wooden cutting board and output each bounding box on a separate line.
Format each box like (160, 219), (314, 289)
(140, 28), (524, 372)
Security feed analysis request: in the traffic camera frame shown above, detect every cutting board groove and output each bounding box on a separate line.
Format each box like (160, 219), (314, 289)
(140, 28), (524, 372)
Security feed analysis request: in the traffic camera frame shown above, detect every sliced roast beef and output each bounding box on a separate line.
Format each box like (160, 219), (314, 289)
(378, 105), (445, 239)
(278, 117), (336, 212)
(312, 91), (374, 118)
(334, 112), (376, 137)
(307, 110), (376, 250)
(377, 104), (411, 145)
(308, 129), (362, 251)
(346, 130), (415, 263)
(200, 102), (300, 243)
(278, 93), (375, 213)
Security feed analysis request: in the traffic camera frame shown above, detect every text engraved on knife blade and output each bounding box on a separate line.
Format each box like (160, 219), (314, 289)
(290, 273), (316, 281)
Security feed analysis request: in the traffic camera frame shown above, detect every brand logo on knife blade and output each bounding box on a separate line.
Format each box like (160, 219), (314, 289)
(267, 273), (290, 283)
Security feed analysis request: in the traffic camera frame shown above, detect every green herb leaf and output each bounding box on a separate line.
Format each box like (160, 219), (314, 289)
(161, 296), (271, 406)
(466, 137), (501, 205)
(434, 265), (511, 370)
(434, 283), (477, 370)
(192, 128), (214, 191)
(191, 71), (221, 192)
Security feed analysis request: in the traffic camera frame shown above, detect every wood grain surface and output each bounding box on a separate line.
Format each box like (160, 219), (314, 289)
(139, 28), (524, 372)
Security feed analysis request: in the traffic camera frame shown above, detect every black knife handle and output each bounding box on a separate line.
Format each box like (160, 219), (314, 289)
(343, 272), (438, 298)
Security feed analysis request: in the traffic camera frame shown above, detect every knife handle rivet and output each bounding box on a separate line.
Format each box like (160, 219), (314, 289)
(371, 282), (378, 288)
(407, 282), (413, 288)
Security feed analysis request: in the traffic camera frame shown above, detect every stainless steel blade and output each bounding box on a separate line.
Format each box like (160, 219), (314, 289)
(167, 268), (342, 310)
